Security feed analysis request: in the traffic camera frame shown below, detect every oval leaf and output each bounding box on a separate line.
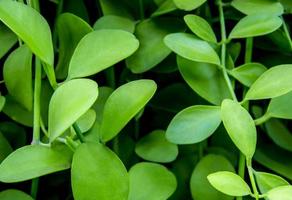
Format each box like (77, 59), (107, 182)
(48, 79), (98, 142)
(166, 105), (221, 144)
(75, 109), (96, 133)
(71, 142), (128, 200)
(245, 64), (292, 100)
(100, 79), (157, 142)
(207, 171), (251, 196)
(128, 162), (177, 200)
(267, 185), (292, 200)
(0, 23), (17, 59)
(93, 15), (135, 33)
(0, 132), (13, 162)
(68, 29), (139, 79)
(221, 99), (257, 158)
(173, 0), (206, 11)
(0, 189), (33, 200)
(0, 145), (72, 183)
(267, 91), (292, 119)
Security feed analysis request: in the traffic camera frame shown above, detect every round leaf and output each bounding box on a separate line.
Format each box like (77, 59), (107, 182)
(71, 142), (128, 200)
(267, 186), (292, 200)
(93, 15), (135, 33)
(0, 189), (33, 200)
(166, 105), (221, 144)
(128, 162), (177, 200)
(173, 0), (206, 11)
(68, 29), (139, 79)
(267, 91), (292, 119)
(48, 79), (98, 142)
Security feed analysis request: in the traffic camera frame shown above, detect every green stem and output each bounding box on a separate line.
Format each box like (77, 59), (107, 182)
(282, 16), (292, 51)
(138, 0), (144, 20)
(40, 117), (48, 137)
(254, 112), (271, 125)
(247, 159), (259, 200)
(72, 123), (85, 143)
(30, 178), (39, 199)
(244, 38), (253, 63)
(52, 0), (64, 52)
(198, 142), (204, 159)
(105, 67), (116, 88)
(218, 0), (238, 102)
(43, 63), (58, 90)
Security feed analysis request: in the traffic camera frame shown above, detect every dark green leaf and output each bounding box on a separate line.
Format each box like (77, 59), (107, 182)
(0, 189), (33, 200)
(0, 23), (17, 59)
(0, 132), (13, 162)
(93, 15), (135, 33)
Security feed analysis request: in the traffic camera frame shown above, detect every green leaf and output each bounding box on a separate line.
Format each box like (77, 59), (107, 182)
(135, 130), (178, 163)
(0, 132), (13, 162)
(231, 0), (284, 15)
(0, 23), (17, 59)
(0, 0), (53, 66)
(177, 56), (232, 105)
(99, 0), (133, 19)
(100, 79), (157, 142)
(173, 0), (206, 11)
(0, 189), (33, 200)
(207, 171), (251, 196)
(0, 96), (5, 112)
(126, 18), (184, 73)
(229, 63), (267, 87)
(93, 15), (135, 33)
(4, 45), (33, 111)
(68, 29), (139, 79)
(221, 99), (257, 159)
(0, 145), (72, 183)
(48, 79), (98, 142)
(245, 64), (292, 100)
(71, 142), (128, 200)
(229, 14), (282, 39)
(128, 162), (177, 200)
(164, 33), (220, 65)
(184, 14), (217, 43)
(151, 0), (177, 17)
(190, 154), (235, 200)
(0, 121), (26, 149)
(267, 186), (292, 200)
(166, 105), (221, 144)
(265, 119), (292, 152)
(75, 109), (96, 133)
(254, 171), (289, 194)
(55, 13), (92, 79)
(267, 91), (292, 119)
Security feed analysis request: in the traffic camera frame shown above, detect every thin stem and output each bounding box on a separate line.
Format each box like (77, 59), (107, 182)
(198, 142), (204, 159)
(282, 16), (292, 51)
(30, 178), (39, 199)
(105, 67), (116, 88)
(32, 57), (42, 145)
(138, 0), (144, 20)
(254, 112), (271, 125)
(247, 159), (259, 200)
(52, 0), (64, 52)
(244, 38), (253, 63)
(72, 123), (85, 143)
(218, 0), (238, 102)
(43, 63), (58, 90)
(40, 117), (48, 137)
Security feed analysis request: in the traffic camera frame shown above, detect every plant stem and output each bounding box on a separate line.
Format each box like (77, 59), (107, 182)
(282, 16), (292, 51)
(244, 38), (253, 63)
(138, 0), (144, 20)
(247, 159), (259, 200)
(30, 178), (39, 199)
(52, 0), (64, 51)
(105, 67), (116, 88)
(72, 123), (85, 143)
(43, 63), (58, 90)
(218, 0), (238, 102)
(254, 112), (271, 125)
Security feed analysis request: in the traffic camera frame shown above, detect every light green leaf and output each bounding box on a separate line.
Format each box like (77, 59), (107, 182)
(173, 0), (206, 11)
(207, 171), (251, 196)
(71, 142), (128, 200)
(75, 109), (96, 133)
(267, 91), (292, 119)
(0, 0), (53, 66)
(221, 99), (257, 159)
(135, 130), (178, 163)
(55, 13), (92, 79)
(151, 0), (177, 17)
(190, 154), (235, 200)
(48, 79), (98, 142)
(68, 29), (139, 79)
(267, 185), (292, 200)
(100, 80), (157, 142)
(254, 171), (289, 194)
(177, 56), (232, 105)
(0, 23), (17, 59)
(245, 64), (292, 100)
(229, 63), (267, 87)
(0, 145), (72, 183)
(0, 132), (13, 162)
(164, 33), (221, 65)
(229, 14), (282, 39)
(128, 162), (177, 200)
(166, 105), (221, 144)
(4, 45), (33, 111)
(93, 15), (135, 33)
(184, 14), (217, 43)
(0, 189), (33, 200)
(231, 0), (284, 15)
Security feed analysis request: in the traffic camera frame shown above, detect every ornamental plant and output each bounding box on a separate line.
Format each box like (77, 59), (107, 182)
(0, 0), (292, 200)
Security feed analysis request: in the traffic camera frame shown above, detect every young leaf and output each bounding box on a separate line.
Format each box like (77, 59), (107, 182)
(229, 63), (267, 87)
(0, 0), (53, 66)
(0, 145), (72, 183)
(184, 14), (217, 43)
(100, 80), (157, 142)
(4, 45), (33, 111)
(254, 171), (289, 194)
(128, 162), (177, 200)
(93, 15), (135, 33)
(190, 154), (235, 200)
(166, 105), (221, 144)
(173, 0), (206, 11)
(71, 142), (128, 200)
(0, 23), (17, 59)
(231, 0), (284, 15)
(48, 79), (98, 142)
(267, 185), (292, 200)
(0, 189), (33, 200)
(207, 171), (251, 196)
(267, 91), (292, 119)
(164, 33), (221, 65)
(245, 64), (292, 100)
(68, 30), (139, 79)
(229, 14), (282, 39)
(75, 109), (96, 133)
(135, 130), (178, 163)
(55, 13), (93, 79)
(221, 99), (257, 159)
